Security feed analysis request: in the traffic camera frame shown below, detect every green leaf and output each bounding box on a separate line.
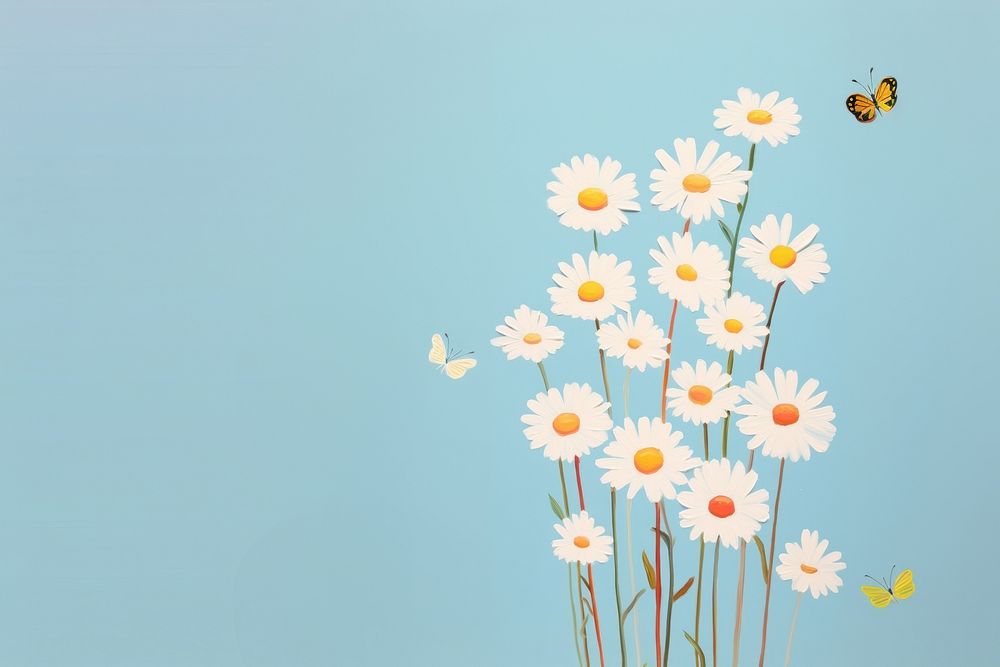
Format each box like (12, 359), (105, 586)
(650, 526), (673, 549)
(641, 550), (657, 590)
(718, 219), (734, 247)
(548, 494), (566, 520)
(582, 596), (594, 619)
(753, 535), (770, 584)
(736, 202), (744, 214)
(684, 631), (707, 667)
(621, 589), (645, 623)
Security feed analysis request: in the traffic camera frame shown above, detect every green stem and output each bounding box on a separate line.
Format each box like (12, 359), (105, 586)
(711, 541), (721, 667)
(660, 502), (675, 667)
(612, 489), (627, 667)
(757, 458), (787, 667)
(721, 351), (735, 459)
(726, 143), (756, 297)
(593, 230), (599, 252)
(784, 592), (803, 667)
(538, 361), (551, 392)
(580, 561), (593, 667)
(694, 538), (705, 665)
(626, 498), (641, 667)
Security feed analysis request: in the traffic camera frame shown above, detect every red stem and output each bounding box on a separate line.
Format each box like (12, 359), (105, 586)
(574, 456), (586, 511)
(658, 218), (692, 423)
(588, 564), (606, 667)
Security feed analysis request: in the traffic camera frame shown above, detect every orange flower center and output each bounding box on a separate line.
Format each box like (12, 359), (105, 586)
(708, 495), (736, 518)
(578, 187), (609, 211)
(627, 337), (643, 349)
(577, 280), (605, 302)
(800, 563), (819, 574)
(573, 535), (591, 548)
(769, 245), (797, 268)
(633, 447), (665, 474)
(682, 173), (711, 193)
(723, 318), (744, 333)
(688, 385), (714, 405)
(522, 332), (542, 345)
(675, 263), (698, 281)
(772, 403), (800, 426)
(746, 109), (773, 125)
(552, 412), (581, 436)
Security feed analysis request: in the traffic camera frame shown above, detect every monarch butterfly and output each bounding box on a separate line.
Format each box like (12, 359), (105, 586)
(846, 67), (897, 123)
(860, 566), (915, 608)
(428, 333), (477, 379)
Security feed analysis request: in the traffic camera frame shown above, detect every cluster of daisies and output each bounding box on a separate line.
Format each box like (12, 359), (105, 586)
(491, 88), (844, 666)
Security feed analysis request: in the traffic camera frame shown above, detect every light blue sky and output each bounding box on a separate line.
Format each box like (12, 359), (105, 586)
(0, 1), (996, 665)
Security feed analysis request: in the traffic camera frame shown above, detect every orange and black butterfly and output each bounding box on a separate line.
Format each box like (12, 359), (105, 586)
(846, 68), (897, 123)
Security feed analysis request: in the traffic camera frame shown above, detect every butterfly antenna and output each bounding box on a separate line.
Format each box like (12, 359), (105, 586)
(864, 574), (884, 586)
(869, 66), (875, 90)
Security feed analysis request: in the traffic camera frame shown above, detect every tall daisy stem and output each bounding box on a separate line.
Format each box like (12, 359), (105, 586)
(654, 505), (663, 666)
(576, 456), (606, 667)
(660, 502), (675, 667)
(711, 541), (721, 667)
(757, 458), (787, 667)
(623, 369), (641, 667)
(726, 143), (756, 297)
(720, 350), (735, 458)
(784, 592), (803, 667)
(694, 424), (708, 664)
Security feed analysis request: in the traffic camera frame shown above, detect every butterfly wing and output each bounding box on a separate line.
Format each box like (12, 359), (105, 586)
(428, 333), (447, 365)
(846, 93), (877, 123)
(444, 358), (477, 379)
(874, 77), (897, 112)
(861, 584), (893, 608)
(892, 569), (915, 600)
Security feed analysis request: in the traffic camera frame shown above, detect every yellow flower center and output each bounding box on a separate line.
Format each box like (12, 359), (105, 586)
(682, 173), (712, 193)
(633, 447), (665, 474)
(708, 495), (736, 518)
(772, 403), (800, 426)
(552, 412), (581, 436)
(723, 318), (744, 333)
(746, 109), (773, 125)
(769, 245), (797, 268)
(577, 187), (609, 211)
(627, 337), (643, 349)
(800, 563), (819, 574)
(522, 332), (542, 345)
(577, 280), (605, 302)
(688, 385), (714, 405)
(573, 535), (591, 548)
(675, 263), (698, 281)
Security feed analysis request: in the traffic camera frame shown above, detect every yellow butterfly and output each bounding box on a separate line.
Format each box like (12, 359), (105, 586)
(860, 566), (915, 608)
(428, 333), (477, 379)
(846, 67), (897, 123)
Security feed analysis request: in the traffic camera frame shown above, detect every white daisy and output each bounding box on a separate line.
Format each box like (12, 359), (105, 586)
(666, 360), (742, 425)
(776, 529), (846, 598)
(677, 459), (770, 549)
(696, 292), (769, 355)
(649, 232), (730, 312)
(552, 511), (614, 565)
(650, 138), (752, 225)
(596, 309), (669, 372)
(491, 305), (565, 363)
(595, 417), (701, 502)
(547, 154), (641, 235)
(713, 88), (801, 147)
(550, 251), (636, 321)
(737, 214), (830, 295)
(522, 383), (612, 461)
(734, 368), (836, 462)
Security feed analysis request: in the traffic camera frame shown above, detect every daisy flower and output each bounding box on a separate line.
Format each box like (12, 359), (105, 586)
(696, 292), (769, 355)
(552, 511), (614, 564)
(549, 251), (636, 321)
(522, 383), (612, 461)
(776, 529), (846, 598)
(650, 138), (751, 225)
(737, 213), (830, 294)
(735, 368), (836, 462)
(491, 305), (565, 363)
(713, 88), (801, 147)
(649, 232), (730, 312)
(677, 459), (770, 548)
(547, 154), (641, 235)
(595, 417), (701, 502)
(596, 309), (669, 372)
(666, 359), (742, 425)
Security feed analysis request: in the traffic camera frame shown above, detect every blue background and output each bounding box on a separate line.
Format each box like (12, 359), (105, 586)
(0, 0), (994, 664)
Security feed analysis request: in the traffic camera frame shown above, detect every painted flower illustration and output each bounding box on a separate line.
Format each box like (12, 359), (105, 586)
(552, 511), (614, 564)
(776, 529), (846, 598)
(735, 368), (836, 462)
(648, 232), (730, 312)
(595, 417), (701, 502)
(596, 309), (669, 372)
(666, 359), (742, 425)
(547, 154), (641, 235)
(550, 251), (636, 321)
(737, 214), (830, 294)
(650, 138), (751, 225)
(491, 305), (565, 363)
(677, 459), (770, 548)
(522, 382), (612, 461)
(696, 292), (769, 355)
(713, 88), (801, 147)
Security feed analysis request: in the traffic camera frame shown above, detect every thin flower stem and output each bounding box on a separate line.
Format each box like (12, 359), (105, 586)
(757, 281), (785, 375)
(726, 143), (756, 298)
(784, 592), (803, 667)
(575, 457), (606, 667)
(721, 350), (735, 458)
(659, 501), (675, 667)
(694, 424), (708, 663)
(593, 230), (599, 252)
(580, 561), (593, 667)
(654, 504), (662, 667)
(659, 218), (692, 422)
(538, 360), (552, 392)
(711, 540), (721, 667)
(757, 458), (787, 667)
(626, 498), (641, 667)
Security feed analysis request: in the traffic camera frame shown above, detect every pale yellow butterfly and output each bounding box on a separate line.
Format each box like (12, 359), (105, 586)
(860, 566), (915, 608)
(428, 333), (477, 379)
